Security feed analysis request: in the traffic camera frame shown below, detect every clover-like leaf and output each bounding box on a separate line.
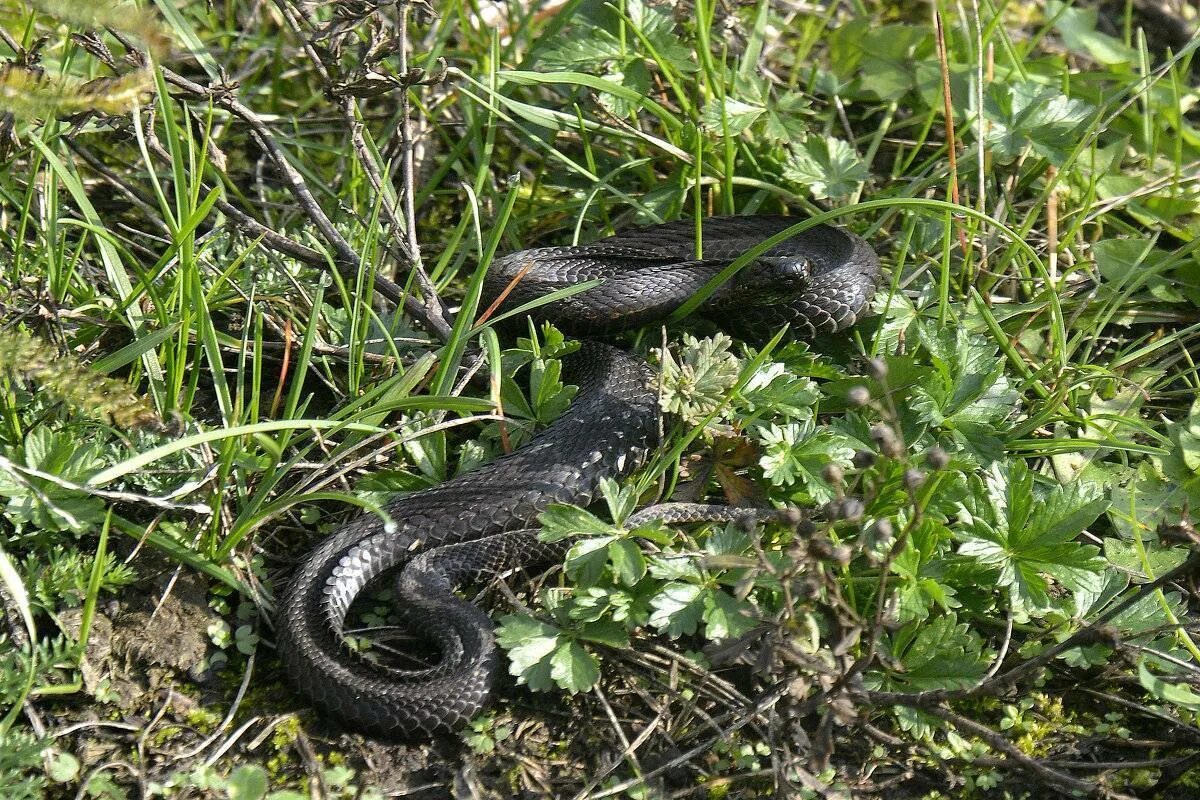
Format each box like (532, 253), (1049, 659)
(956, 460), (1108, 620)
(496, 614), (562, 692)
(549, 639), (601, 694)
(783, 136), (868, 200)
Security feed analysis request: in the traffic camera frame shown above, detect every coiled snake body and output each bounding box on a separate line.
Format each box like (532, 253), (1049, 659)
(275, 216), (880, 735)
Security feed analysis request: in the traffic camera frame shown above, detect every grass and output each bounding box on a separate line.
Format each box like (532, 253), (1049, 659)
(1, 0), (1200, 797)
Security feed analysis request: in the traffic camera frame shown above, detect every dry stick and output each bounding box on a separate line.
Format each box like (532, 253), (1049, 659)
(122, 39), (454, 342)
(396, 4), (422, 265)
(932, 7), (970, 260)
(910, 702), (1135, 800)
(271, 0), (450, 328)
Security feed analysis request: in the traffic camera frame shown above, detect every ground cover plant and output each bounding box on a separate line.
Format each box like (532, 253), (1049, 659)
(1, 0), (1199, 797)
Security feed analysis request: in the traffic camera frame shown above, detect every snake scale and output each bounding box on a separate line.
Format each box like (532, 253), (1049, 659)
(275, 215), (880, 735)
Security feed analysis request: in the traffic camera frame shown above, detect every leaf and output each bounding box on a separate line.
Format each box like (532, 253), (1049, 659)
(699, 97), (765, 137)
(782, 136), (868, 200)
(550, 639), (601, 693)
(565, 535), (616, 585)
(702, 588), (758, 639)
(756, 420), (856, 503)
(626, 0), (698, 74)
(530, 356), (575, 425)
(608, 538), (647, 586)
(648, 582), (706, 638)
(983, 81), (1094, 164)
(1137, 661), (1200, 712)
(956, 460), (1108, 620)
(599, 477), (638, 525)
(659, 333), (741, 424)
(912, 322), (1016, 425)
(496, 614), (562, 691)
(1049, 1), (1137, 65)
(909, 322), (1016, 464)
(741, 361), (820, 419)
(539, 504), (621, 543)
(0, 428), (107, 534)
(537, 30), (625, 71)
(228, 766), (268, 800)
(877, 615), (989, 691)
(575, 618), (629, 648)
(1093, 239), (1187, 304)
(45, 750), (79, 783)
(762, 92), (811, 144)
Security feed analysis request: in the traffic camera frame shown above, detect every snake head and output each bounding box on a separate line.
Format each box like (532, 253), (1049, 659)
(725, 255), (813, 304)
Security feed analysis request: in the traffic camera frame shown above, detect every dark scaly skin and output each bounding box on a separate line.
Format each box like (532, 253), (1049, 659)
(275, 216), (880, 736)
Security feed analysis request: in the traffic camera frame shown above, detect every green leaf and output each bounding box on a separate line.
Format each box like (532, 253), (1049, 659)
(983, 81), (1094, 164)
(228, 766), (268, 800)
(756, 420), (856, 503)
(702, 588), (757, 639)
(626, 0), (697, 74)
(762, 92), (810, 144)
(550, 639), (601, 693)
(539, 504), (621, 543)
(699, 97), (765, 137)
(648, 582), (706, 638)
(44, 750), (79, 783)
(576, 618), (629, 648)
(1099, 537), (1185, 582)
(1049, 1), (1137, 65)
(608, 538), (647, 586)
(530, 356), (575, 426)
(876, 615), (989, 691)
(659, 333), (741, 424)
(496, 614), (562, 692)
(536, 30), (625, 71)
(1137, 661), (1200, 712)
(0, 428), (107, 534)
(599, 477), (637, 525)
(782, 136), (867, 200)
(956, 461), (1108, 620)
(565, 535), (616, 586)
(742, 361), (820, 419)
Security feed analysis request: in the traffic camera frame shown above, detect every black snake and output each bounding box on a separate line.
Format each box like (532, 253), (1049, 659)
(275, 215), (880, 735)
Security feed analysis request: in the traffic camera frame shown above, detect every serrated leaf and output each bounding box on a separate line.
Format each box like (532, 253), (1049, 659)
(576, 618), (629, 648)
(702, 588), (758, 639)
(878, 615), (989, 691)
(699, 97), (765, 136)
(782, 136), (867, 200)
(608, 538), (646, 586)
(599, 477), (637, 524)
(565, 535), (617, 585)
(530, 356), (575, 425)
(756, 420), (856, 503)
(742, 361), (820, 419)
(956, 461), (1108, 619)
(983, 80), (1094, 164)
(659, 333), (740, 424)
(648, 582), (706, 638)
(536, 29), (624, 71)
(626, 0), (698, 74)
(228, 766), (268, 800)
(550, 639), (600, 693)
(539, 504), (620, 543)
(496, 614), (562, 691)
(1049, 0), (1137, 65)
(762, 92), (810, 144)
